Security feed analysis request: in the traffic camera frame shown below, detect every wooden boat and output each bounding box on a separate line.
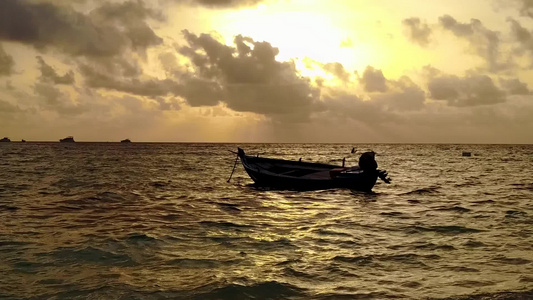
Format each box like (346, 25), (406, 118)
(237, 148), (390, 192)
(120, 139), (131, 143)
(0, 137), (10, 142)
(59, 136), (75, 142)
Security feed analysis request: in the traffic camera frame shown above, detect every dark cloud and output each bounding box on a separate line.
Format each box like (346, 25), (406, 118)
(499, 78), (530, 95)
(180, 31), (320, 119)
(316, 73), (426, 127)
(507, 18), (533, 67)
(439, 15), (510, 72)
(0, 44), (15, 76)
(518, 0), (533, 18)
(300, 58), (351, 82)
(507, 18), (531, 45)
(359, 66), (388, 92)
(80, 62), (220, 107)
(80, 64), (179, 97)
(81, 30), (321, 120)
(0, 0), (162, 57)
(322, 62), (351, 82)
(33, 82), (84, 115)
(0, 99), (20, 113)
(402, 17), (432, 46)
(373, 76), (426, 111)
(439, 15), (475, 36)
(187, 0), (265, 8)
(36, 56), (74, 84)
(178, 77), (222, 106)
(320, 91), (388, 124)
(428, 72), (505, 106)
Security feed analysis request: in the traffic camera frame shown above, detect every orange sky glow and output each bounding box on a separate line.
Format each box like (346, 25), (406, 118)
(1, 0), (532, 143)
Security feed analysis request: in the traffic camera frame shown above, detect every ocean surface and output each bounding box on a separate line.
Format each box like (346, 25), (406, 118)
(0, 143), (532, 300)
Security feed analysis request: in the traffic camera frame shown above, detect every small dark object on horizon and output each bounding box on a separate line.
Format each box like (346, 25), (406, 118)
(462, 152), (472, 157)
(0, 137), (10, 142)
(60, 136), (75, 143)
(121, 139), (131, 143)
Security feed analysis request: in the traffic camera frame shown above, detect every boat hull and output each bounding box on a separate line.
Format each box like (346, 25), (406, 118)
(238, 149), (379, 192)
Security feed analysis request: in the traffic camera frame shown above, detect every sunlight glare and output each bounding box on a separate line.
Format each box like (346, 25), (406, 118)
(210, 9), (372, 75)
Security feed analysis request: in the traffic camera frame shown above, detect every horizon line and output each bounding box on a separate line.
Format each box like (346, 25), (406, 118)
(1, 140), (532, 145)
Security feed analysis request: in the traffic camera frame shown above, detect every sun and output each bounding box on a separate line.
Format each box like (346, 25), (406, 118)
(208, 5), (375, 77)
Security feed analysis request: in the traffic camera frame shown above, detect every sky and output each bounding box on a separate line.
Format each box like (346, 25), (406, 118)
(1, 0), (533, 143)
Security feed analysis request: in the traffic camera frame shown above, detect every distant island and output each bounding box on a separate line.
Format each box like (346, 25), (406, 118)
(0, 137), (10, 142)
(59, 136), (75, 143)
(120, 139), (131, 143)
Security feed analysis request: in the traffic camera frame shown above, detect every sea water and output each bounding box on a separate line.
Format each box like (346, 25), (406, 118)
(0, 143), (532, 299)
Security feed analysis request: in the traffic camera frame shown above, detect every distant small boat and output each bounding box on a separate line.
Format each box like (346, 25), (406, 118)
(21, 139), (26, 143)
(120, 139), (131, 143)
(0, 137), (10, 142)
(236, 148), (390, 192)
(60, 136), (75, 143)
(462, 152), (471, 157)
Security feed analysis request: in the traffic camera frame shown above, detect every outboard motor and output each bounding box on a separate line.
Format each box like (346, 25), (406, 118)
(358, 151), (378, 172)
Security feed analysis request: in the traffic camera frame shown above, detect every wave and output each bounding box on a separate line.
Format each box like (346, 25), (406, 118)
(167, 258), (243, 268)
(435, 206), (471, 213)
(187, 281), (306, 300)
(333, 253), (439, 267)
(401, 186), (441, 195)
(433, 289), (533, 300)
(492, 255), (531, 265)
(314, 291), (402, 299)
(407, 225), (483, 234)
(199, 220), (254, 229)
(50, 246), (136, 267)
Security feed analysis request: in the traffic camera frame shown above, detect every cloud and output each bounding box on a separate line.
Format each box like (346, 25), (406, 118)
(187, 0), (266, 8)
(428, 72), (506, 106)
(402, 17), (432, 46)
(36, 56), (74, 84)
(301, 58), (352, 82)
(79, 61), (220, 108)
(358, 66), (388, 92)
(319, 91), (389, 124)
(439, 14), (510, 72)
(507, 18), (533, 67)
(0, 0), (162, 57)
(322, 62), (351, 82)
(0, 99), (21, 113)
(499, 78), (530, 95)
(80, 63), (173, 96)
(439, 14), (475, 36)
(0, 44), (15, 76)
(33, 82), (85, 115)
(315, 71), (426, 129)
(179, 31), (321, 120)
(372, 76), (426, 111)
(518, 0), (533, 18)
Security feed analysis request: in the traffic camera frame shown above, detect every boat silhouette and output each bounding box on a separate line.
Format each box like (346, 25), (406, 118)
(59, 136), (75, 143)
(235, 148), (390, 192)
